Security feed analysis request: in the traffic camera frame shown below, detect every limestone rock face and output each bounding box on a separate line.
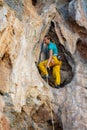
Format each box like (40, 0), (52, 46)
(0, 0), (3, 6)
(0, 96), (5, 112)
(0, 0), (87, 130)
(69, 0), (87, 29)
(0, 113), (11, 130)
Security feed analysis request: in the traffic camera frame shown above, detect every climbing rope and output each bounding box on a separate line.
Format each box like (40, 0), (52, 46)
(46, 77), (55, 130)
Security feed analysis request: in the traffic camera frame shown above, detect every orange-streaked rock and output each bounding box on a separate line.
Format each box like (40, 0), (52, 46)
(0, 113), (11, 130)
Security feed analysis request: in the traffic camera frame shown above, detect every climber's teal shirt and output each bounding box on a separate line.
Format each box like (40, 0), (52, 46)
(47, 42), (58, 56)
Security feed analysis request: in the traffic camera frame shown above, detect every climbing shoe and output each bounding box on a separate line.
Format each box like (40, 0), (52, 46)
(42, 75), (49, 80)
(42, 75), (49, 81)
(55, 85), (61, 89)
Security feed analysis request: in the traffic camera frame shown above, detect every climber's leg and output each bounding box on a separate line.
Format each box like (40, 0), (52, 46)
(52, 65), (61, 85)
(38, 60), (48, 76)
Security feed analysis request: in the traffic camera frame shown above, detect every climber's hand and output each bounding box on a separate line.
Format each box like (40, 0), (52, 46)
(46, 64), (50, 69)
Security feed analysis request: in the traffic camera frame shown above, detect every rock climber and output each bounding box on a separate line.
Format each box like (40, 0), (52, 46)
(38, 34), (62, 88)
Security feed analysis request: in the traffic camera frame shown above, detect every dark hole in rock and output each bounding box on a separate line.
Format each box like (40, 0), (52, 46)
(66, 19), (87, 37)
(47, 119), (63, 130)
(0, 53), (12, 94)
(32, 0), (37, 6)
(2, 53), (12, 69)
(76, 39), (87, 60)
(37, 21), (75, 88)
(68, 0), (72, 2)
(32, 104), (63, 130)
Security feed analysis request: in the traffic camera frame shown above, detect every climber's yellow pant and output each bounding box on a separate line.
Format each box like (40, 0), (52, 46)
(38, 56), (62, 85)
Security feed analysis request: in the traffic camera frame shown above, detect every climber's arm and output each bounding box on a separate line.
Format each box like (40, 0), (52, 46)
(46, 50), (53, 68)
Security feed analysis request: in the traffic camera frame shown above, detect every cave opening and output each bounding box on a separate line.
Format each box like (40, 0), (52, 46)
(32, 0), (37, 6)
(37, 21), (75, 88)
(47, 21), (74, 87)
